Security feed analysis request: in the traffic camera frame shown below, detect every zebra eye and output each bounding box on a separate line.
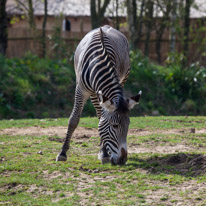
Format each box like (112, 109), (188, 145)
(107, 150), (112, 156)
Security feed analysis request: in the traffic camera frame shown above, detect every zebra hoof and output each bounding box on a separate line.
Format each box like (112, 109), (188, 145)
(56, 153), (67, 161)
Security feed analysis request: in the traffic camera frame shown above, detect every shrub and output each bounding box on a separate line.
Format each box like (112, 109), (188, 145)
(0, 54), (75, 118)
(125, 50), (206, 115)
(1, 51), (206, 119)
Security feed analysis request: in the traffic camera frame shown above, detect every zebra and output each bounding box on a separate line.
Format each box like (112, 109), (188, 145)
(56, 25), (141, 165)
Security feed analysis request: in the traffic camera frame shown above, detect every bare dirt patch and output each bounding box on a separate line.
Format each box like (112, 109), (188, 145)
(0, 182), (50, 197)
(1, 126), (206, 159)
(1, 126), (206, 156)
(144, 179), (206, 206)
(129, 128), (206, 136)
(129, 144), (198, 154)
(0, 126), (99, 138)
(26, 184), (53, 196)
(162, 153), (206, 176)
(131, 153), (206, 177)
(1, 126), (206, 138)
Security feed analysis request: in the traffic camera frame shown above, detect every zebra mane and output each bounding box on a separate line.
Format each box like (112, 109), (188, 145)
(99, 27), (104, 47)
(99, 27), (110, 59)
(99, 27), (126, 112)
(116, 96), (129, 113)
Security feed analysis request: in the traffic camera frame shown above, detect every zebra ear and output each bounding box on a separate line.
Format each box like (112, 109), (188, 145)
(98, 91), (116, 112)
(127, 91), (142, 110)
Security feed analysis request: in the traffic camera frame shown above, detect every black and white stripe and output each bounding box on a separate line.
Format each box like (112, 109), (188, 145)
(56, 26), (132, 164)
(80, 30), (123, 102)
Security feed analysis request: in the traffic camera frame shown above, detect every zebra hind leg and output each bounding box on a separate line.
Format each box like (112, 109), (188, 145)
(90, 94), (102, 119)
(56, 85), (89, 161)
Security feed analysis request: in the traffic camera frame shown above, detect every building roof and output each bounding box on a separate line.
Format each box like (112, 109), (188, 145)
(191, 0), (206, 18)
(6, 0), (206, 18)
(6, 0), (127, 17)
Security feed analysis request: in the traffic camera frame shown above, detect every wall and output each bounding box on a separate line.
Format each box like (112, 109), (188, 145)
(6, 16), (206, 65)
(8, 15), (92, 32)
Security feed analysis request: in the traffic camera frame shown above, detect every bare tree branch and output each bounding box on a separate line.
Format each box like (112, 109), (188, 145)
(91, 0), (110, 29)
(14, 0), (28, 12)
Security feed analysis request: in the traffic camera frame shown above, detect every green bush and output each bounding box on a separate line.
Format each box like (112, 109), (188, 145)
(0, 51), (206, 119)
(125, 50), (206, 115)
(0, 53), (75, 118)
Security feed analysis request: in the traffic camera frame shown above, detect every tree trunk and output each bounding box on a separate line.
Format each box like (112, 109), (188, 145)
(137, 0), (145, 43)
(41, 0), (48, 57)
(127, 0), (137, 49)
(144, 0), (154, 57)
(115, 0), (119, 30)
(156, 29), (164, 64)
(170, 0), (177, 54)
(27, 0), (35, 29)
(182, 0), (192, 67)
(156, 1), (171, 64)
(127, 0), (145, 49)
(0, 0), (7, 55)
(91, 0), (97, 29)
(90, 0), (110, 29)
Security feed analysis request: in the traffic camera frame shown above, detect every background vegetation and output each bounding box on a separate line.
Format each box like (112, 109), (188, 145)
(0, 0), (206, 119)
(0, 53), (76, 119)
(0, 50), (206, 119)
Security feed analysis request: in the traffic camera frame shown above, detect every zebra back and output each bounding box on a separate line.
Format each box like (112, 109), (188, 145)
(74, 25), (130, 104)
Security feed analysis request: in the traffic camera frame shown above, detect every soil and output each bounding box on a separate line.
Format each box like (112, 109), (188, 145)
(0, 126), (99, 139)
(1, 126), (206, 205)
(1, 126), (206, 138)
(1, 126), (206, 155)
(146, 153), (206, 177)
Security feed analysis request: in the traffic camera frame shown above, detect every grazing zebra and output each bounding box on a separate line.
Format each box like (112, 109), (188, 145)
(56, 25), (141, 165)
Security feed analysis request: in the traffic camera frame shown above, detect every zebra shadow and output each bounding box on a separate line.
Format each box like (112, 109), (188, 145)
(127, 153), (206, 177)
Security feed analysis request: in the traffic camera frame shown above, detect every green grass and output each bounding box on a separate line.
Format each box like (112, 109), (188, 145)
(0, 116), (206, 205)
(1, 116), (206, 130)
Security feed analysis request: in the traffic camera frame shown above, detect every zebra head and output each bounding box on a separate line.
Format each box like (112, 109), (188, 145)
(98, 91), (142, 165)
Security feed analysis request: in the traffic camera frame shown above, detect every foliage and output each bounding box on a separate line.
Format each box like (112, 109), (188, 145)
(0, 53), (75, 119)
(0, 50), (206, 119)
(125, 50), (206, 115)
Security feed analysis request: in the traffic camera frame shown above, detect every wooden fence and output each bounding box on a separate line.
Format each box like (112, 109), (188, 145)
(6, 28), (206, 65)
(6, 28), (86, 58)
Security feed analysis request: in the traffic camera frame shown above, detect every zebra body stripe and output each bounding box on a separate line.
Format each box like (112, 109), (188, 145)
(57, 25), (133, 165)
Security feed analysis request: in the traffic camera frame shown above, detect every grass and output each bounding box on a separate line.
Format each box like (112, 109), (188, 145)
(0, 116), (206, 205)
(1, 115), (206, 129)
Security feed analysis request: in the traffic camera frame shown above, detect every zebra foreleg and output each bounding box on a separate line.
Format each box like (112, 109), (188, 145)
(56, 85), (89, 161)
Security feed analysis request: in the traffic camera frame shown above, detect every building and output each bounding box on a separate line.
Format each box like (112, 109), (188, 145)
(6, 0), (127, 32)
(5, 0), (206, 64)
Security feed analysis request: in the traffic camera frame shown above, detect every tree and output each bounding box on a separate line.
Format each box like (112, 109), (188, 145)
(90, 0), (111, 29)
(155, 0), (172, 63)
(182, 0), (193, 66)
(144, 0), (154, 56)
(127, 0), (145, 49)
(41, 0), (48, 57)
(127, 0), (137, 49)
(170, 0), (177, 54)
(115, 0), (119, 30)
(0, 0), (7, 55)
(27, 0), (35, 29)
(137, 0), (145, 44)
(14, 0), (36, 29)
